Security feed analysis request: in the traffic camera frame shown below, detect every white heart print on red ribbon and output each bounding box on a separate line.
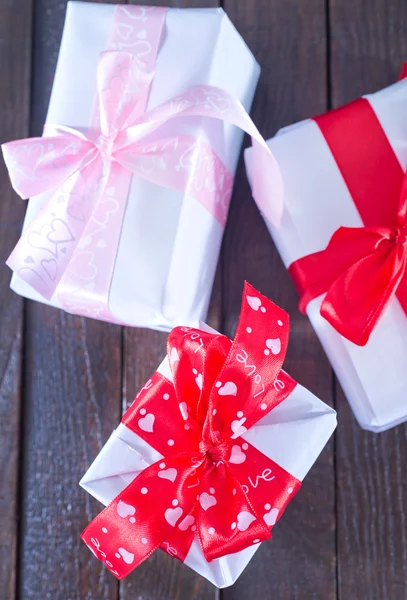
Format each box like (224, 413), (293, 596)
(81, 282), (302, 580)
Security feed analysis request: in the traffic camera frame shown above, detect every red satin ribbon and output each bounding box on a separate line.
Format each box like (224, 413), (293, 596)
(81, 282), (301, 579)
(400, 63), (407, 81)
(288, 97), (407, 346)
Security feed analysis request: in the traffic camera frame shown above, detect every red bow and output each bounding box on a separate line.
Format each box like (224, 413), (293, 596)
(81, 282), (301, 579)
(288, 97), (407, 346)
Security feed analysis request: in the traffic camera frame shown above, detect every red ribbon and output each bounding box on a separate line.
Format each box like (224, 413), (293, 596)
(81, 282), (301, 579)
(288, 97), (407, 346)
(399, 63), (407, 81)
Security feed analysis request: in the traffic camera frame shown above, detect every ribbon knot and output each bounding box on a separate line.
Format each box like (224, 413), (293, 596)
(81, 283), (301, 579)
(97, 133), (117, 159)
(3, 47), (281, 313)
(199, 438), (229, 464)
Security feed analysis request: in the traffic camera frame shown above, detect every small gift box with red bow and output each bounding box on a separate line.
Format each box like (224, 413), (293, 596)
(80, 283), (336, 587)
(246, 75), (407, 432)
(2, 2), (277, 330)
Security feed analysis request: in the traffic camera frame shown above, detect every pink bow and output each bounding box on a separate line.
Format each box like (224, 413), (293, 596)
(3, 51), (282, 308)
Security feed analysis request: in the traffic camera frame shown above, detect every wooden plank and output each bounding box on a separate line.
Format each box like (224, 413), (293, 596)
(119, 1), (220, 599)
(19, 1), (122, 599)
(179, 0), (219, 5)
(141, 0), (219, 6)
(0, 1), (32, 598)
(329, 1), (407, 598)
(220, 1), (336, 598)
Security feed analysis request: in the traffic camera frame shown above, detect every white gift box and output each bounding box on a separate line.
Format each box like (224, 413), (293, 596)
(10, 1), (260, 330)
(80, 325), (337, 588)
(245, 78), (407, 432)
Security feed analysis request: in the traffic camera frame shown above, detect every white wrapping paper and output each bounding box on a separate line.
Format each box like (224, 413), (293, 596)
(80, 325), (337, 587)
(245, 78), (407, 432)
(10, 2), (260, 330)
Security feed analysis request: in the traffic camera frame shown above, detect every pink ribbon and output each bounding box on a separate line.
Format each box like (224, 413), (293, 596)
(2, 6), (282, 319)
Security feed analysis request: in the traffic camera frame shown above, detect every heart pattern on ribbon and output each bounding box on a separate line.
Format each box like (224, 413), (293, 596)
(81, 283), (302, 580)
(3, 4), (281, 325)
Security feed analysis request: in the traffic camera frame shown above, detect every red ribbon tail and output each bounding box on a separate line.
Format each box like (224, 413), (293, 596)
(321, 245), (406, 345)
(196, 463), (271, 562)
(81, 454), (199, 579)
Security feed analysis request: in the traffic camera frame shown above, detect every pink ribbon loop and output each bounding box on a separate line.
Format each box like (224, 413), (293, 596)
(2, 131), (97, 200)
(3, 46), (281, 310)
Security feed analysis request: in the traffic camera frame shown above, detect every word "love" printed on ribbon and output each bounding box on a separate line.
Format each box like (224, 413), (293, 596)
(81, 282), (301, 579)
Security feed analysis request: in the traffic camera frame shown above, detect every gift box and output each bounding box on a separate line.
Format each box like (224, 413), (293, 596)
(245, 76), (407, 432)
(80, 283), (336, 587)
(3, 2), (278, 330)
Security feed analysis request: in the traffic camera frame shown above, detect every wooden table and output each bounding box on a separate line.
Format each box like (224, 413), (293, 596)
(1, 1), (407, 598)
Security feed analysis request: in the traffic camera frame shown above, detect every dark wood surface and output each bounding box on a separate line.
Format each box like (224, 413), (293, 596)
(0, 1), (406, 599)
(331, 3), (407, 600)
(0, 1), (31, 599)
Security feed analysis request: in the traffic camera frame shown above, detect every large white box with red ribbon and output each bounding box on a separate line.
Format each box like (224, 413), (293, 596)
(245, 77), (407, 432)
(4, 2), (274, 330)
(80, 283), (336, 587)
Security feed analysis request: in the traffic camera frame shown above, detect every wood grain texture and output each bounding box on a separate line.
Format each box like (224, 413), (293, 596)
(330, 1), (407, 599)
(220, 1), (337, 599)
(6, 1), (406, 599)
(0, 0), (32, 598)
(20, 1), (123, 599)
(142, 0), (219, 5)
(119, 3), (219, 599)
(330, 0), (407, 104)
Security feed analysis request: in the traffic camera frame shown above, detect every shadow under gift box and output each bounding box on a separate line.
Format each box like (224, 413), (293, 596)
(80, 323), (337, 588)
(245, 78), (407, 432)
(10, 1), (260, 330)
